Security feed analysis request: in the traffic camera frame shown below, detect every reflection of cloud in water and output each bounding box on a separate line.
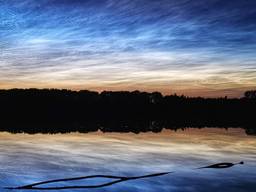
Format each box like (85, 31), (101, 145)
(0, 128), (255, 192)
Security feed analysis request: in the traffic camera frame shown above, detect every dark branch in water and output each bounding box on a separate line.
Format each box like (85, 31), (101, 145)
(7, 161), (244, 190)
(6, 172), (171, 190)
(197, 161), (244, 169)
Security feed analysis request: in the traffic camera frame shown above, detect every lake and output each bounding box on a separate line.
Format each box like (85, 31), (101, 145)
(0, 128), (255, 192)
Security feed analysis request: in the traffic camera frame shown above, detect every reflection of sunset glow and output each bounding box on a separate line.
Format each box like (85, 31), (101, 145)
(0, 128), (254, 156)
(0, 128), (255, 191)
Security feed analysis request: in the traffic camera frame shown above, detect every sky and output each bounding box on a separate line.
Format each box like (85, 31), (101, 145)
(0, 0), (256, 97)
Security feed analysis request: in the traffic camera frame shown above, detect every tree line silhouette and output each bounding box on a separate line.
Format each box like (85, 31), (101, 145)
(0, 88), (255, 134)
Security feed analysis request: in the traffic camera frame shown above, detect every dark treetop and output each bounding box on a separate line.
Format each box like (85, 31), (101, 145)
(0, 89), (255, 134)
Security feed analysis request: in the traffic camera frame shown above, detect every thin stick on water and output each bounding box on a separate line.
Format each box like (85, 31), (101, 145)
(6, 172), (171, 190)
(5, 161), (244, 190)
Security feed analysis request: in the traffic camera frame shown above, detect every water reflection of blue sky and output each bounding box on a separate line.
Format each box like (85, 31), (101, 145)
(0, 128), (255, 192)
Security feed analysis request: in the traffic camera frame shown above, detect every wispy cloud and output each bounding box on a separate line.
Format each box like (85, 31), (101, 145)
(1, 0), (256, 97)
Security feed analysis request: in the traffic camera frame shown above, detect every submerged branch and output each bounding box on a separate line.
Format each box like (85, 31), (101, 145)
(197, 161), (244, 169)
(6, 172), (171, 190)
(6, 161), (244, 190)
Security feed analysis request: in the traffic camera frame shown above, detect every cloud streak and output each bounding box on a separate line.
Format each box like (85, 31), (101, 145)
(1, 0), (256, 97)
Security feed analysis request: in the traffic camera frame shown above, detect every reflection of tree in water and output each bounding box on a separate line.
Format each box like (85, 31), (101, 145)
(0, 89), (255, 134)
(7, 162), (244, 190)
(0, 121), (255, 136)
(245, 127), (256, 136)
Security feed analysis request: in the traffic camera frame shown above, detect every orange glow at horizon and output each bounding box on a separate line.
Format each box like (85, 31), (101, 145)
(0, 81), (255, 98)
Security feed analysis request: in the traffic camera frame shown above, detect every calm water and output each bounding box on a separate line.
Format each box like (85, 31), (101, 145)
(0, 128), (255, 192)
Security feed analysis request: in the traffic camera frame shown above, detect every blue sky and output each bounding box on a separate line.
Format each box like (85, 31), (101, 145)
(1, 0), (256, 97)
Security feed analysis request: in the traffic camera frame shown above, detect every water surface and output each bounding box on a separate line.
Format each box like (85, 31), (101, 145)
(0, 128), (255, 192)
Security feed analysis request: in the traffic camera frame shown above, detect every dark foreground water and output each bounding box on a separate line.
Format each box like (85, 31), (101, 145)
(0, 128), (255, 192)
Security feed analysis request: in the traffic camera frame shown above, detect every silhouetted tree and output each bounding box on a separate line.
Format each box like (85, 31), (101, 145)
(0, 88), (255, 134)
(244, 90), (256, 99)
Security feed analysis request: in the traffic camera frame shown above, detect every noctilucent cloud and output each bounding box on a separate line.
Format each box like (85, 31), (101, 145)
(1, 0), (256, 97)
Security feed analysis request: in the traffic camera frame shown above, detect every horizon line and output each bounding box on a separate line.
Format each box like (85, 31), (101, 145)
(0, 87), (253, 99)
